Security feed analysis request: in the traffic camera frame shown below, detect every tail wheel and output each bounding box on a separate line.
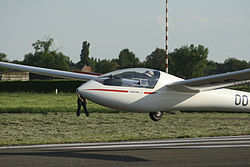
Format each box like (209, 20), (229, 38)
(149, 112), (163, 121)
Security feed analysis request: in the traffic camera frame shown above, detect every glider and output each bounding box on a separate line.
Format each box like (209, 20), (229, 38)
(0, 61), (250, 121)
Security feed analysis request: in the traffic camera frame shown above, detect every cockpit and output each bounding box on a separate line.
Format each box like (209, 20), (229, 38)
(96, 68), (160, 89)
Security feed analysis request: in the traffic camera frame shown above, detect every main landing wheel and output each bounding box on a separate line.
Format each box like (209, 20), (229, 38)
(149, 112), (163, 121)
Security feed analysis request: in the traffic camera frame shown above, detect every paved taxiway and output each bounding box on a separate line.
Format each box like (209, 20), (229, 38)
(0, 135), (250, 167)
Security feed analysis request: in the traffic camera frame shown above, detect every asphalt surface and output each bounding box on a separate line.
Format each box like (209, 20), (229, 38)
(0, 136), (250, 167)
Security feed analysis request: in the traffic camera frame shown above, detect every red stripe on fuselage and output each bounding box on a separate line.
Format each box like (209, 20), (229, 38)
(85, 89), (157, 94)
(86, 89), (129, 93)
(144, 92), (157, 94)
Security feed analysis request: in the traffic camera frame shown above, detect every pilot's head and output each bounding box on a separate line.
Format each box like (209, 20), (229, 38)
(145, 71), (154, 78)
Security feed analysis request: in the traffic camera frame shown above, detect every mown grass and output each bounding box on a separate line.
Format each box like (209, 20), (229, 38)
(0, 92), (250, 146)
(0, 92), (119, 113)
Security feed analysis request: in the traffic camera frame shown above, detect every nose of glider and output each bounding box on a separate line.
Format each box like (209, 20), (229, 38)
(76, 80), (105, 101)
(76, 88), (81, 94)
(76, 83), (87, 94)
(76, 80), (95, 96)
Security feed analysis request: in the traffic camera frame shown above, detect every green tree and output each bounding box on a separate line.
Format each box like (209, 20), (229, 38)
(205, 60), (218, 75)
(223, 58), (249, 72)
(95, 59), (118, 73)
(32, 38), (53, 54)
(145, 48), (165, 71)
(118, 49), (140, 69)
(23, 38), (70, 71)
(79, 41), (90, 66)
(0, 53), (8, 72)
(169, 44), (208, 79)
(0, 53), (7, 61)
(88, 57), (96, 72)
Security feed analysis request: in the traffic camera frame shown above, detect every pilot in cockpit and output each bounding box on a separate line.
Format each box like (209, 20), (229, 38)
(144, 70), (154, 78)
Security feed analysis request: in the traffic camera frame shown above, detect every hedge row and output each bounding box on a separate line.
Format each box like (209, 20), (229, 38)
(0, 80), (85, 93)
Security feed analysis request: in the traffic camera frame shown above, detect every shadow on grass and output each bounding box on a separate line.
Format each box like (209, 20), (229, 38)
(180, 110), (250, 114)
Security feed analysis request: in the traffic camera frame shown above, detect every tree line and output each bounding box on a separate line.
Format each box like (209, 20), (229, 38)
(1, 38), (250, 79)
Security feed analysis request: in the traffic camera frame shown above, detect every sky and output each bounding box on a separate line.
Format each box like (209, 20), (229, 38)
(0, 0), (250, 63)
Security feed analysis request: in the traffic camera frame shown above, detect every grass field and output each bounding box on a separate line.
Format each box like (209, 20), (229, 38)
(0, 92), (250, 146)
(0, 92), (119, 113)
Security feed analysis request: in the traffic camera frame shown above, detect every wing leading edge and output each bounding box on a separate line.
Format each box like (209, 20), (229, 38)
(0, 61), (98, 81)
(168, 68), (250, 92)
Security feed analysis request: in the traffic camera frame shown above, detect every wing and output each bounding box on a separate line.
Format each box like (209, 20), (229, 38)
(168, 68), (250, 92)
(0, 61), (98, 81)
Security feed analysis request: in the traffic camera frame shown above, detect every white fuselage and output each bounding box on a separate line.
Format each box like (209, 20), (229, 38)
(77, 71), (250, 113)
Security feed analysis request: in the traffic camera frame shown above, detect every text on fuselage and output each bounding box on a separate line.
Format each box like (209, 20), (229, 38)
(235, 94), (248, 106)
